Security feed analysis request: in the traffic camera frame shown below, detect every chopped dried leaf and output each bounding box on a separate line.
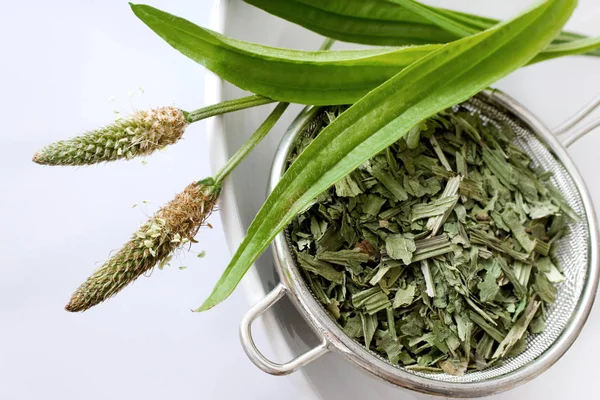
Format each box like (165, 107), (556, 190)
(343, 315), (363, 338)
(528, 201), (560, 220)
(289, 107), (572, 374)
(532, 270), (557, 303)
(502, 209), (536, 253)
(335, 174), (363, 197)
(493, 300), (540, 359)
(361, 313), (378, 349)
(477, 261), (501, 303)
(537, 257), (565, 283)
(412, 195), (459, 222)
(296, 251), (344, 284)
(317, 249), (370, 267)
(440, 358), (468, 376)
(377, 329), (403, 364)
(371, 167), (408, 202)
(393, 283), (416, 308)
(353, 287), (390, 315)
(385, 234), (416, 264)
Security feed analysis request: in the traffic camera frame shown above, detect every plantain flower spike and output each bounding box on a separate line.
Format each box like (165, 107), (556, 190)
(33, 107), (188, 166)
(65, 179), (219, 312)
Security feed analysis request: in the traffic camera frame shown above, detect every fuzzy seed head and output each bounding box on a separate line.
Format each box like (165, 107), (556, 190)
(65, 181), (219, 312)
(33, 107), (188, 166)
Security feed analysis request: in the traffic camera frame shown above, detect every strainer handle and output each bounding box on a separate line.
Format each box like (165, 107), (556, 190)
(554, 93), (600, 147)
(239, 283), (329, 376)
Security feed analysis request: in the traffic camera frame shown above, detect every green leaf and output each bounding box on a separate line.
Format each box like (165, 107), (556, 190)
(393, 283), (416, 308)
(296, 251), (344, 284)
(477, 260), (502, 303)
(502, 209), (536, 253)
(386, 234), (416, 264)
(244, 0), (460, 46)
(361, 312), (378, 348)
(532, 36), (600, 63)
(130, 2), (435, 105)
(334, 174), (363, 197)
(245, 0), (600, 57)
(215, 102), (289, 182)
(411, 195), (459, 222)
(386, 0), (477, 38)
(493, 300), (540, 359)
(131, 3), (600, 106)
(198, 0), (576, 311)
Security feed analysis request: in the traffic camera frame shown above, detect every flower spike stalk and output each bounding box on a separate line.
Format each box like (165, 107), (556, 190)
(65, 179), (220, 312)
(33, 95), (274, 166)
(61, 98), (287, 312)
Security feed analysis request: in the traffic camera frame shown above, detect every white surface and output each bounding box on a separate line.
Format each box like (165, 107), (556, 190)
(0, 1), (304, 399)
(211, 1), (600, 400)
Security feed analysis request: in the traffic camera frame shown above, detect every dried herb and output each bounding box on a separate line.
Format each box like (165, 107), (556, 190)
(288, 105), (574, 374)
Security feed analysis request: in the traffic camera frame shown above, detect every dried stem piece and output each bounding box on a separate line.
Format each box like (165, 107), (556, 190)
(65, 180), (219, 312)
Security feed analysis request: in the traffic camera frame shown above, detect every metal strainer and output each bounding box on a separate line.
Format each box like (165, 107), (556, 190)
(239, 89), (600, 397)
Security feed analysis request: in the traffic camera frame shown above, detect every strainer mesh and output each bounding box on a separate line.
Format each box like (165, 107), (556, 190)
(288, 94), (589, 383)
(404, 95), (589, 383)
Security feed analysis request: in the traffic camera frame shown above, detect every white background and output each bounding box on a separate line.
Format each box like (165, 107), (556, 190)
(2, 1), (600, 400)
(0, 0), (304, 399)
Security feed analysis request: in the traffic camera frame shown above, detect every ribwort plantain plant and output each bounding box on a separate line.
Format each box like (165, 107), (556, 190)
(33, 0), (600, 315)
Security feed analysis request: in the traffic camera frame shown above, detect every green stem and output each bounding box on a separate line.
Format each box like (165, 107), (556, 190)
(215, 102), (289, 183)
(214, 38), (332, 184)
(320, 37), (336, 51)
(185, 95), (275, 123)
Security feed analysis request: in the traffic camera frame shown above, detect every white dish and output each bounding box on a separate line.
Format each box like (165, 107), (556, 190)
(207, 1), (600, 398)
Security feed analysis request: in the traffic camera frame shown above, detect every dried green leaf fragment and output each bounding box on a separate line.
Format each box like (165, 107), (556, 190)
(296, 252), (344, 284)
(493, 300), (540, 359)
(385, 234), (416, 264)
(412, 195), (459, 222)
(285, 99), (575, 372)
(393, 283), (416, 308)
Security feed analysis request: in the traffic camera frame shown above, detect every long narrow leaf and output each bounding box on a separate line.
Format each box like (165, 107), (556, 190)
(532, 36), (600, 63)
(386, 0), (477, 37)
(245, 0), (600, 57)
(383, 0), (600, 64)
(244, 0), (460, 46)
(198, 0), (576, 311)
(386, 0), (600, 66)
(132, 3), (599, 107)
(131, 3), (436, 105)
